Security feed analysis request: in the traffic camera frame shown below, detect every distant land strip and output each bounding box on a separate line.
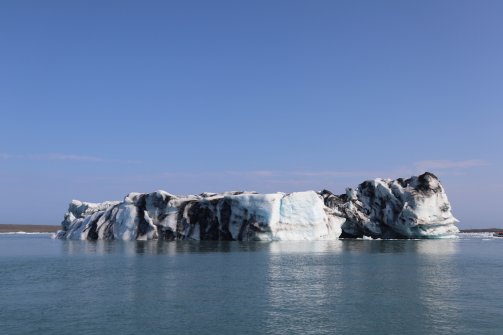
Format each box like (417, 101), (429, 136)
(459, 228), (503, 233)
(0, 224), (60, 233)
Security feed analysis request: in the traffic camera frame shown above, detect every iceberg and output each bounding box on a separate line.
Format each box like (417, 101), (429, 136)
(56, 172), (458, 241)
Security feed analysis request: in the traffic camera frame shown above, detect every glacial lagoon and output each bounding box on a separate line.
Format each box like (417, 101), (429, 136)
(1, 233), (502, 334)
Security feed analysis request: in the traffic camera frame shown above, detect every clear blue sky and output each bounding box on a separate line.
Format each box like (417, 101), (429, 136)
(1, 0), (502, 228)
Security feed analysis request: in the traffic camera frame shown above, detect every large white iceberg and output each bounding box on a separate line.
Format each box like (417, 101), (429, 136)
(56, 172), (459, 241)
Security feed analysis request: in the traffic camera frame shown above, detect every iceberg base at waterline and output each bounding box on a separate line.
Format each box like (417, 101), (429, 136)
(56, 172), (459, 241)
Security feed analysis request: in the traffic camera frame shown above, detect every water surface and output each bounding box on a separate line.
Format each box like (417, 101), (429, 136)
(0, 234), (501, 334)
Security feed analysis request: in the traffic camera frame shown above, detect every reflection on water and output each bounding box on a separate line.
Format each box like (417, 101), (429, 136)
(60, 238), (462, 334)
(3, 235), (503, 335)
(62, 240), (275, 255)
(417, 242), (462, 334)
(268, 241), (344, 254)
(266, 239), (459, 334)
(59, 239), (461, 334)
(61, 240), (348, 256)
(416, 239), (459, 255)
(265, 246), (344, 334)
(339, 239), (458, 255)
(61, 238), (459, 256)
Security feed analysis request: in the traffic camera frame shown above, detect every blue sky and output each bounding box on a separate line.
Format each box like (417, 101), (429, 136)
(1, 0), (502, 228)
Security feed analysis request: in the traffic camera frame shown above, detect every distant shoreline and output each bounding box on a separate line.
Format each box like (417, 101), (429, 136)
(0, 224), (60, 233)
(459, 228), (503, 233)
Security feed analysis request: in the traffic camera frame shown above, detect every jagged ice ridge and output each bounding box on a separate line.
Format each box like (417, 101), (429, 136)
(56, 172), (459, 241)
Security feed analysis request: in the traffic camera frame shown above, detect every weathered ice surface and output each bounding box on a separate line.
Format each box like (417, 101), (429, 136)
(320, 172), (459, 239)
(56, 172), (458, 241)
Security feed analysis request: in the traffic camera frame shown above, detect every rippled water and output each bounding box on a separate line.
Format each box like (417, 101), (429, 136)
(0, 234), (502, 334)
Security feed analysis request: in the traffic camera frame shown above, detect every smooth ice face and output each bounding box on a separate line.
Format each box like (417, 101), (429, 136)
(57, 172), (458, 240)
(274, 191), (341, 240)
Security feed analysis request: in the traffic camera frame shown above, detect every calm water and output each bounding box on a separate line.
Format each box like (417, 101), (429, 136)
(0, 234), (502, 335)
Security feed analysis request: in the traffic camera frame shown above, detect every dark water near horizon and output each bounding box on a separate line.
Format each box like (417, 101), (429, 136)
(0, 234), (502, 335)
